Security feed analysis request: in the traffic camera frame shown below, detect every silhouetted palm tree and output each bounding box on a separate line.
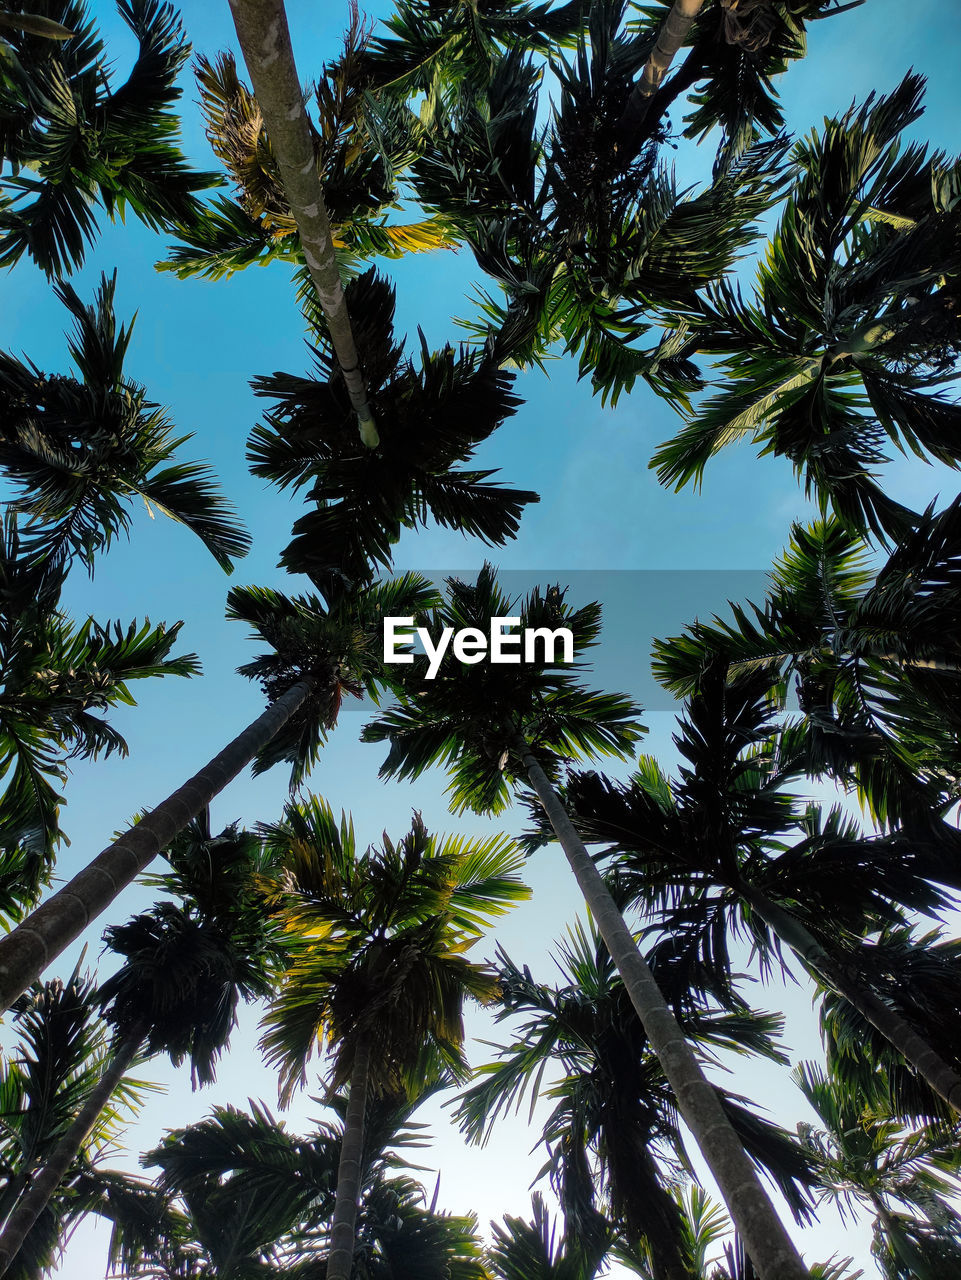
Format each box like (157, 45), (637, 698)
(0, 812), (280, 1277)
(0, 0), (217, 276)
(258, 796), (528, 1280)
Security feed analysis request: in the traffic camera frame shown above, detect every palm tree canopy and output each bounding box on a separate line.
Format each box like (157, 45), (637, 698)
(0, 0), (219, 276)
(621, 1), (864, 160)
(407, 5), (791, 405)
(651, 73), (961, 541)
(457, 920), (818, 1257)
(160, 9), (456, 282)
(248, 268), (537, 591)
(796, 1057), (961, 1280)
(117, 1088), (486, 1280)
(531, 659), (961, 1015)
(0, 512), (200, 860)
(0, 272), (250, 576)
(0, 967), (155, 1280)
(651, 507), (961, 831)
(363, 564), (644, 814)
(258, 796), (529, 1104)
(97, 811), (282, 1087)
(226, 570), (439, 785)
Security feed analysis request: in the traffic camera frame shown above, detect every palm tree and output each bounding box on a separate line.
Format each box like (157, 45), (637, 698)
(0, 812), (281, 1277)
(651, 73), (961, 542)
(550, 662), (961, 1113)
(107, 1089), (487, 1279)
(257, 795), (529, 1280)
(0, 966), (154, 1280)
(160, 9), (456, 281)
(249, 266), (538, 593)
(796, 1059), (961, 1279)
(616, 1), (861, 163)
(0, 272), (249, 577)
(409, 6), (789, 403)
(0, 510), (201, 862)
(226, 0), (381, 446)
(363, 566), (811, 1280)
(0, 570), (438, 1014)
(650, 507), (961, 835)
(457, 921), (818, 1280)
(0, 0), (218, 276)
(819, 927), (961, 1128)
(487, 1193), (609, 1280)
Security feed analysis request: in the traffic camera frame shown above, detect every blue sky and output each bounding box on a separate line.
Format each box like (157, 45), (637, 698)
(3, 0), (961, 1274)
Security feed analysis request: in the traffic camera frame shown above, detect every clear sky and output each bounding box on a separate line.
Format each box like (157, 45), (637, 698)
(3, 1), (961, 1275)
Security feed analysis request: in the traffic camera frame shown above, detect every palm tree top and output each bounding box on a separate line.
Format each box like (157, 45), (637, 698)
(226, 571), (439, 786)
(363, 564), (644, 815)
(258, 794), (529, 1103)
(0, 0), (220, 276)
(96, 812), (281, 1088)
(0, 271), (250, 576)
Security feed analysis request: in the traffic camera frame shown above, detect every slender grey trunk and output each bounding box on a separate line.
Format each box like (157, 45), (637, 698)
(517, 743), (810, 1280)
(228, 0), (379, 447)
(0, 1023), (146, 1277)
(619, 0), (706, 139)
(740, 884), (961, 1113)
(327, 1031), (372, 1280)
(0, 680), (312, 1014)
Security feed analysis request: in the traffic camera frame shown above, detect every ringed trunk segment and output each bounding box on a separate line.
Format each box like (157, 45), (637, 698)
(228, 0), (379, 448)
(741, 885), (961, 1114)
(326, 1031), (373, 1280)
(620, 0), (706, 138)
(0, 681), (313, 1015)
(0, 1023), (146, 1277)
(517, 742), (811, 1280)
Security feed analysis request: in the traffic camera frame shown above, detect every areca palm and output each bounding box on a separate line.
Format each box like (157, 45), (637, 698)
(249, 267), (537, 592)
(0, 0), (217, 276)
(0, 272), (249, 576)
(652, 73), (961, 542)
(0, 811), (281, 1277)
(411, 5), (788, 404)
(0, 570), (437, 1014)
(0, 510), (200, 863)
(618, 1), (862, 163)
(107, 1089), (486, 1279)
(458, 921), (818, 1279)
(819, 928), (961, 1129)
(258, 796), (529, 1280)
(551, 660), (961, 1113)
(651, 506), (961, 832)
(796, 1059), (961, 1280)
(363, 566), (811, 1280)
(0, 967), (154, 1280)
(161, 9), (455, 283)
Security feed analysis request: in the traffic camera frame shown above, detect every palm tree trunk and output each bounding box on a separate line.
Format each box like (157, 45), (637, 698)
(0, 1023), (146, 1278)
(517, 742), (811, 1280)
(739, 884), (961, 1112)
(327, 1030), (372, 1280)
(0, 680), (312, 1015)
(227, 0), (379, 448)
(619, 0), (706, 140)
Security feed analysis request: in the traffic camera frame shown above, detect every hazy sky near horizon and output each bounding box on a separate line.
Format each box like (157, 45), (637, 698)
(3, 1), (961, 1275)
